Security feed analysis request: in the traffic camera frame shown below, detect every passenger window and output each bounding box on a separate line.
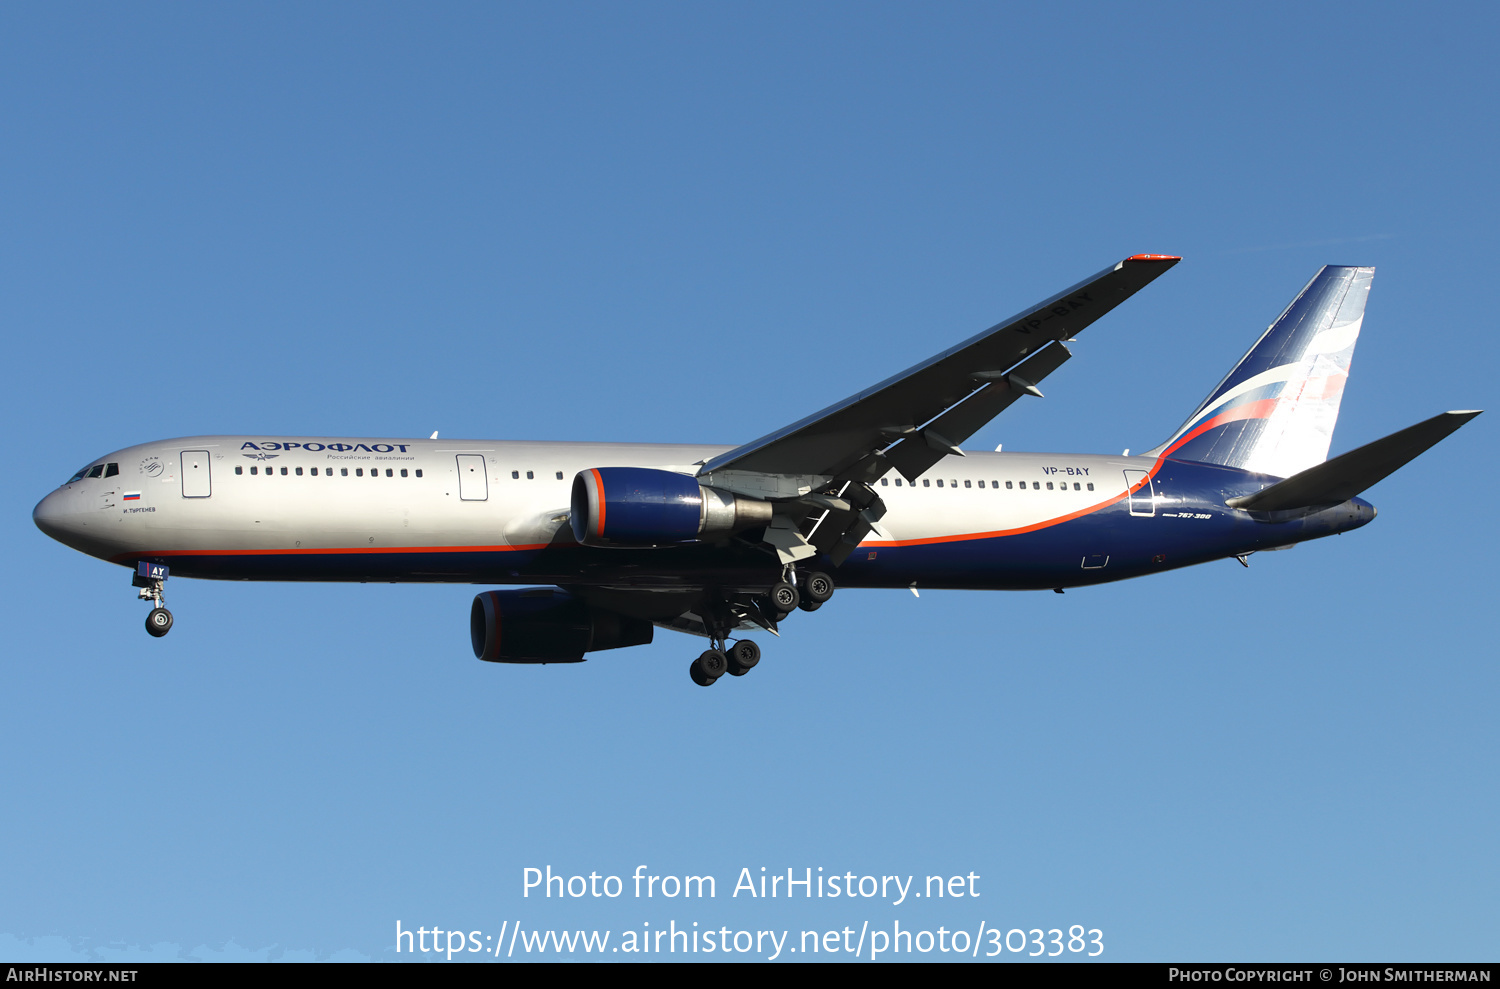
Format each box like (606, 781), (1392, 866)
(415, 469), (423, 478)
(1005, 481), (1013, 489)
(280, 467), (288, 475)
(104, 463), (119, 477)
(400, 469), (408, 477)
(1046, 482), (1053, 490)
(295, 467), (303, 476)
(1073, 482), (1080, 491)
(310, 467), (318, 476)
(894, 478), (902, 486)
(235, 466), (243, 475)
(1033, 482), (1040, 490)
(250, 466), (258, 475)
(964, 479), (972, 488)
(950, 480), (957, 488)
(356, 468), (363, 477)
(1086, 482), (1094, 491)
(880, 478), (888, 486)
(936, 479), (944, 488)
(976, 480), (984, 488)
(87, 465), (105, 478)
(526, 470), (534, 479)
(555, 471), (563, 480)
(512, 471), (519, 479)
(386, 469), (393, 477)
(341, 468), (349, 476)
(922, 479), (930, 487)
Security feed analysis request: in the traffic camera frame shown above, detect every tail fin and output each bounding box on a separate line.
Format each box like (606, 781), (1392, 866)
(1151, 265), (1375, 478)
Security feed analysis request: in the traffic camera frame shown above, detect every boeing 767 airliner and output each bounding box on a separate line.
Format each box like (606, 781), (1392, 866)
(33, 256), (1479, 686)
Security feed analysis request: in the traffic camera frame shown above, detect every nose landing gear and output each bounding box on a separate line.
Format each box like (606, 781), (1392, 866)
(146, 606), (173, 637)
(133, 561), (173, 637)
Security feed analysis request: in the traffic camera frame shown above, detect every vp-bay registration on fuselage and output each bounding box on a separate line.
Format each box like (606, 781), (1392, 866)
(34, 256), (1479, 687)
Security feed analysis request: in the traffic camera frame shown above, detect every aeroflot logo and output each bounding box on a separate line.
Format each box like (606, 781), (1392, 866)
(241, 441), (415, 453)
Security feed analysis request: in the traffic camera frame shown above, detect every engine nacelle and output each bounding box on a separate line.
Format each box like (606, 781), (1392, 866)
(570, 467), (772, 548)
(470, 588), (654, 663)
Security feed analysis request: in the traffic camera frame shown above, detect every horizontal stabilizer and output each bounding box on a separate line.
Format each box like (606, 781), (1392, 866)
(1226, 410), (1481, 511)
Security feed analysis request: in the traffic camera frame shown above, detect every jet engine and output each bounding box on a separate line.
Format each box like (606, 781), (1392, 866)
(570, 467), (772, 548)
(470, 588), (654, 663)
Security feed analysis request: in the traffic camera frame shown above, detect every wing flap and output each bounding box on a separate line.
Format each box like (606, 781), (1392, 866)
(884, 341), (1073, 481)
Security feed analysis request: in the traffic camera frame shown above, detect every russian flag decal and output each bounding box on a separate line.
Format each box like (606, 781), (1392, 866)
(123, 492), (141, 501)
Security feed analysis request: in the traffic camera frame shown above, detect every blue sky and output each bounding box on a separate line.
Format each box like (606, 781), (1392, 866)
(1, 2), (1495, 962)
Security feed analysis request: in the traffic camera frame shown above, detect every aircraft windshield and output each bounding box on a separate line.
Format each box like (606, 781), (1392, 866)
(68, 463), (119, 482)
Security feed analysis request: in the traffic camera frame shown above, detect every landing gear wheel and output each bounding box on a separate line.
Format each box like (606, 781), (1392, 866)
(145, 607), (173, 637)
(690, 649), (728, 685)
(797, 598), (822, 613)
(727, 639), (761, 675)
(802, 571), (835, 604)
(769, 581), (800, 613)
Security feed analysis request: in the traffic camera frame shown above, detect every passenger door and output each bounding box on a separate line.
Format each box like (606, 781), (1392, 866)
(456, 455), (488, 501)
(181, 450), (211, 498)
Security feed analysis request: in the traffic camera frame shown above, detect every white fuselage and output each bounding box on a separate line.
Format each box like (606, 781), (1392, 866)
(36, 434), (1165, 580)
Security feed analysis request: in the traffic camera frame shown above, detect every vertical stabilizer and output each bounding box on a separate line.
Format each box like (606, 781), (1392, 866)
(1151, 265), (1374, 478)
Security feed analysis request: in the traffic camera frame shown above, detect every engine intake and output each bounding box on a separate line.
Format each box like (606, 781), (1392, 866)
(570, 467), (772, 547)
(470, 588), (654, 663)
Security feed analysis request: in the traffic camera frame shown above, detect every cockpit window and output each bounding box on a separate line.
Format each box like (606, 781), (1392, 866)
(104, 463), (119, 477)
(86, 465), (105, 479)
(68, 467), (89, 482)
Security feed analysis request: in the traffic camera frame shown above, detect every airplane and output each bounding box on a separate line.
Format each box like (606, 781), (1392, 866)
(32, 256), (1480, 687)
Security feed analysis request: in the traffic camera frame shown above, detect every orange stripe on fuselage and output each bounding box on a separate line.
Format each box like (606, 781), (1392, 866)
(862, 478), (1147, 548)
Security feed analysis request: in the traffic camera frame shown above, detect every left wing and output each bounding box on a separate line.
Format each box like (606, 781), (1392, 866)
(696, 254), (1180, 565)
(700, 254), (1180, 486)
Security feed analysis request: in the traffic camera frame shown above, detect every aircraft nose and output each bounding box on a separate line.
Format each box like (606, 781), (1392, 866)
(33, 488), (78, 542)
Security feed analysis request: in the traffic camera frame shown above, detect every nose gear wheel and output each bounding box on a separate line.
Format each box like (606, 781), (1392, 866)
(146, 607), (173, 637)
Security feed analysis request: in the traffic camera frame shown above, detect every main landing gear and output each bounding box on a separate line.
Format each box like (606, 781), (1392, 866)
(132, 561), (173, 637)
(687, 570), (834, 686)
(689, 639), (761, 687)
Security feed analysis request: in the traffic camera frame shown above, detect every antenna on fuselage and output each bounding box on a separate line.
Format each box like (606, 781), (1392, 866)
(430, 431), (439, 439)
